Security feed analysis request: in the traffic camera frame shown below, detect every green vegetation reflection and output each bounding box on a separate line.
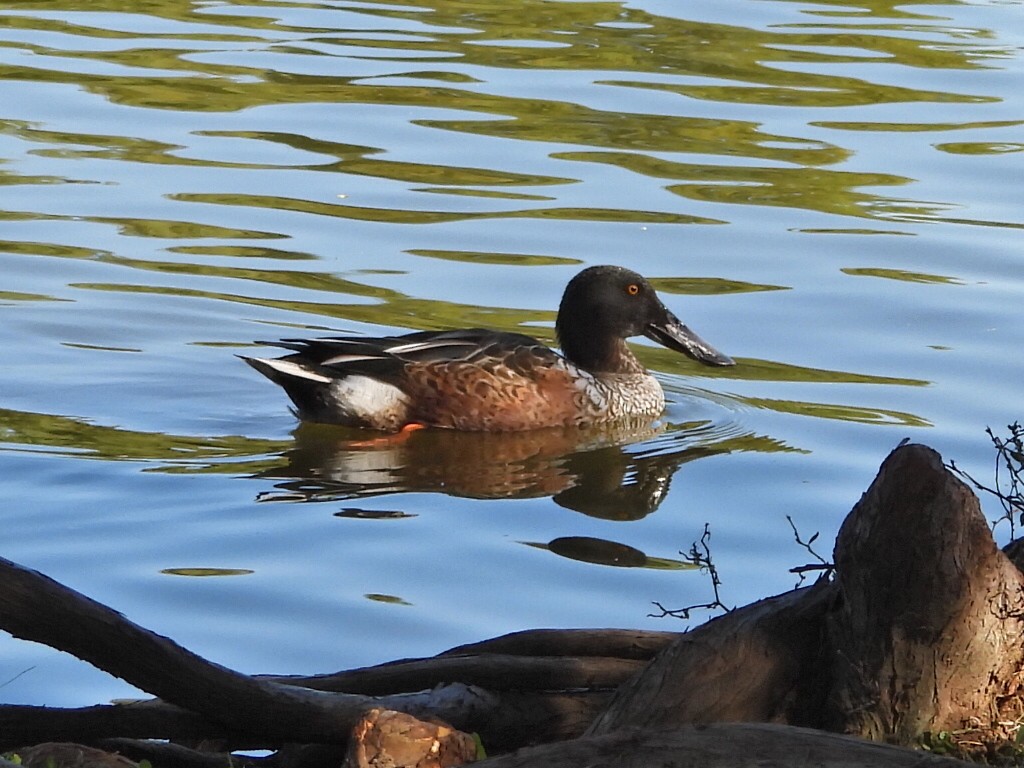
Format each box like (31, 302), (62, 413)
(740, 397), (931, 427)
(407, 249), (580, 267)
(0, 407), (286, 472)
(0, 290), (70, 304)
(0, 0), (1005, 224)
(842, 267), (964, 285)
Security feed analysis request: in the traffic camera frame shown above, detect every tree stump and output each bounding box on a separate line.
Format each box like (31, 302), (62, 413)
(824, 443), (1024, 744)
(589, 443), (1024, 753)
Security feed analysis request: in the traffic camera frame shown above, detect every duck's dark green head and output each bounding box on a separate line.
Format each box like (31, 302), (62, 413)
(556, 265), (735, 373)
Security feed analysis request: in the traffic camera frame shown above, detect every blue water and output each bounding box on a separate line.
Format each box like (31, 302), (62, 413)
(1, 0), (1022, 708)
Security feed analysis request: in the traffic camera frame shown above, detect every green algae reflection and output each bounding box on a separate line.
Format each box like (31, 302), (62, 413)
(1, 0), (1005, 224)
(0, 407), (286, 473)
(842, 267), (965, 285)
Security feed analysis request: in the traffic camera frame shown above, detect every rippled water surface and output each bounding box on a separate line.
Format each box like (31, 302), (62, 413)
(1, 0), (1022, 705)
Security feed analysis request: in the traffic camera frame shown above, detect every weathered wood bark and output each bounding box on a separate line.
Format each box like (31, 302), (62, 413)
(0, 646), (632, 750)
(441, 628), (678, 659)
(274, 653), (645, 695)
(475, 723), (971, 767)
(0, 690), (493, 753)
(824, 443), (1024, 743)
(0, 691), (608, 755)
(588, 581), (834, 733)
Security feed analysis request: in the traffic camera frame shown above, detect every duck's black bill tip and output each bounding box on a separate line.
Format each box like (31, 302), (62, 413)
(646, 321), (735, 367)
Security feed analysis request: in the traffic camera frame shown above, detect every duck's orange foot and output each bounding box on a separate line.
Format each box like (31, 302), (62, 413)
(348, 422), (426, 449)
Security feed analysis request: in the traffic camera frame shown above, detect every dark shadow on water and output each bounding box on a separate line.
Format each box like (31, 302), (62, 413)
(522, 536), (701, 571)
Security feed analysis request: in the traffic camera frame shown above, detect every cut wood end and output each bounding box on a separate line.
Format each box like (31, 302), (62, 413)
(343, 708), (478, 768)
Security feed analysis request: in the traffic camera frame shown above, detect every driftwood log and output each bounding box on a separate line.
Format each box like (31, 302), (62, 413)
(2, 443), (1023, 767)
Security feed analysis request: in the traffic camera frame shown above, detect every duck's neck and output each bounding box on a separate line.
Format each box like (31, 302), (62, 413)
(558, 330), (646, 375)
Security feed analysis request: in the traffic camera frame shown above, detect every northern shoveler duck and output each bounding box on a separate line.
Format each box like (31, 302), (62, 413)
(241, 265), (734, 432)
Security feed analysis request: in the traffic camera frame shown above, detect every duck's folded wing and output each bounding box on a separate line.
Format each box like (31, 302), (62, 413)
(258, 329), (561, 375)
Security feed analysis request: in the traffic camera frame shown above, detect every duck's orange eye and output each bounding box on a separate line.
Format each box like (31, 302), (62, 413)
(626, 283), (640, 296)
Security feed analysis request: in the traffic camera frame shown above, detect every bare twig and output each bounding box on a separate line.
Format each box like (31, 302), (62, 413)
(786, 515), (834, 586)
(650, 524), (729, 621)
(949, 422), (1024, 539)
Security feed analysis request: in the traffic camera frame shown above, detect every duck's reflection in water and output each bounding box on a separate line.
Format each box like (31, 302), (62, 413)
(254, 417), (753, 518)
(251, 418), (780, 568)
